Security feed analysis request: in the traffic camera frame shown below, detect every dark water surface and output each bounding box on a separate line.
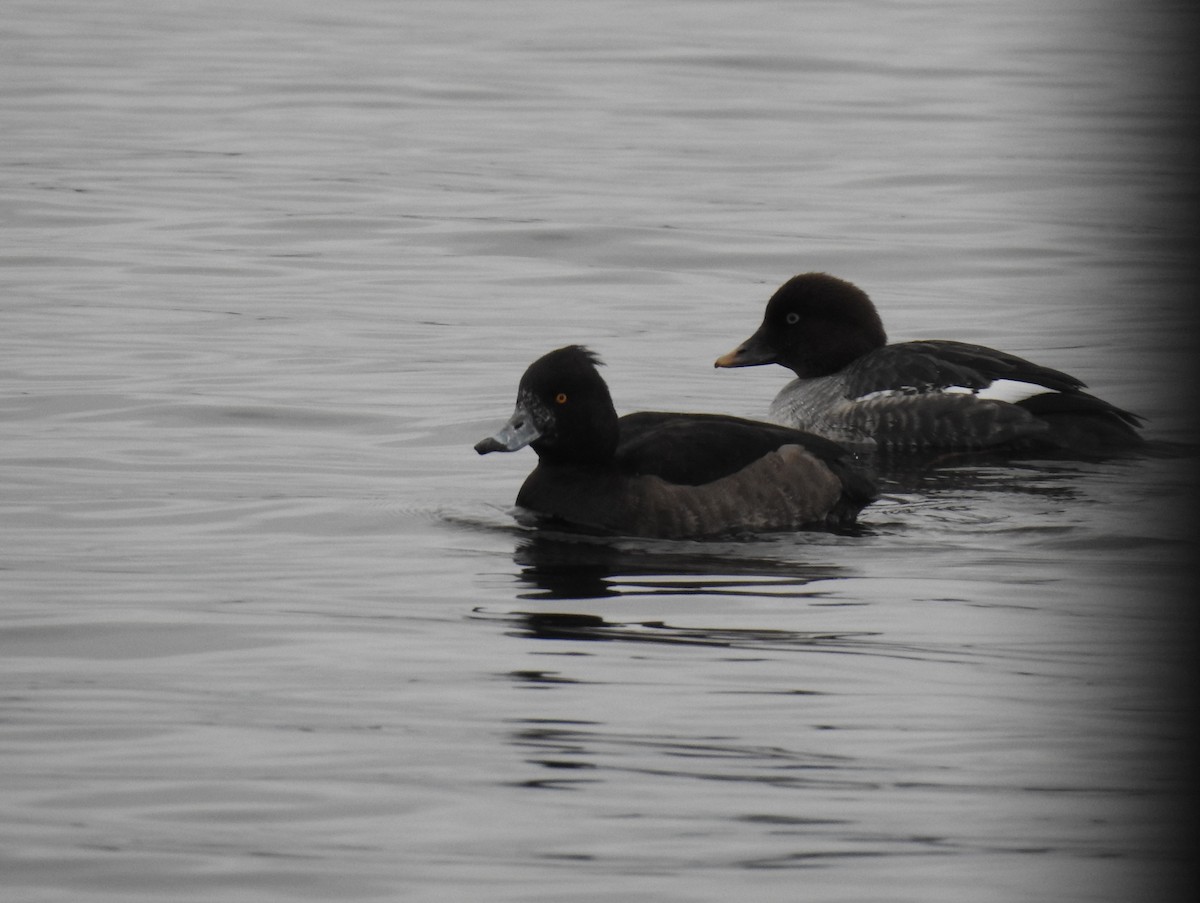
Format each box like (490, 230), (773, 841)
(3, 1), (1197, 901)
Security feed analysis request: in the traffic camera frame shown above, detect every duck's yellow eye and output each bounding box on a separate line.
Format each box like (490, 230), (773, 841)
(555, 392), (568, 405)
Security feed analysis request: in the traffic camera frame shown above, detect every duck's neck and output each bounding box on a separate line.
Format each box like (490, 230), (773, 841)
(788, 326), (885, 377)
(532, 408), (619, 468)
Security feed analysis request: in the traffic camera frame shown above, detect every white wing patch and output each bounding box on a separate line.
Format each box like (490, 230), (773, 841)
(854, 379), (1050, 404)
(951, 379), (1049, 403)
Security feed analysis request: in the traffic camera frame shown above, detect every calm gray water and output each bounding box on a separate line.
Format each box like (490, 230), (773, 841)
(2, 1), (1196, 901)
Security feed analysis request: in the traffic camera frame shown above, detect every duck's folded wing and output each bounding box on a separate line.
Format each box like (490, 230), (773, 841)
(842, 341), (1086, 397)
(615, 412), (857, 487)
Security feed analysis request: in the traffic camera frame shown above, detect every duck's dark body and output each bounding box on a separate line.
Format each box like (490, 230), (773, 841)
(516, 411), (874, 537)
(476, 347), (875, 539)
(717, 274), (1144, 455)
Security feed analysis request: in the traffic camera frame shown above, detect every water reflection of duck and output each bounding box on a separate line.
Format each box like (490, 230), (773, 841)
(491, 533), (856, 646)
(511, 531), (844, 601)
(476, 345), (876, 539)
(716, 273), (1145, 456)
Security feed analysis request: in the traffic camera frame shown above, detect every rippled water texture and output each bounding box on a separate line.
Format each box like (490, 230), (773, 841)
(2, 1), (1197, 901)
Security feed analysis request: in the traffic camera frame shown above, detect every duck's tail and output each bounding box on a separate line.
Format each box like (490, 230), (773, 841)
(1016, 391), (1145, 453)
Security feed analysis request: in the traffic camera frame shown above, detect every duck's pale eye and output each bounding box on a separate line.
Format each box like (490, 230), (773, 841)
(785, 312), (800, 325)
(554, 392), (568, 405)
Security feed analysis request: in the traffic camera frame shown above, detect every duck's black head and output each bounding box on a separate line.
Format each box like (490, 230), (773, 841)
(474, 345), (619, 466)
(715, 273), (888, 378)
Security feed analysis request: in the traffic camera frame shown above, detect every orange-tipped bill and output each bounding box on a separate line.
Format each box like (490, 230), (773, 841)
(714, 328), (775, 368)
